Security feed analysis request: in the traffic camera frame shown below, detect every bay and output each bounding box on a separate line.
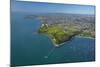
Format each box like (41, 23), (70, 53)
(11, 12), (95, 66)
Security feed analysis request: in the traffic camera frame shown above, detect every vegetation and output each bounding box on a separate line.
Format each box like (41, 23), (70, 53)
(79, 31), (95, 38)
(38, 24), (81, 46)
(25, 13), (95, 46)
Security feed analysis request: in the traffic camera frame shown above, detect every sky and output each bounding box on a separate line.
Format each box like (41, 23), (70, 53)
(11, 0), (95, 15)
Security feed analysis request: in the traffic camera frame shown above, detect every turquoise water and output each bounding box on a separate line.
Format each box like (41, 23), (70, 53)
(11, 12), (95, 66)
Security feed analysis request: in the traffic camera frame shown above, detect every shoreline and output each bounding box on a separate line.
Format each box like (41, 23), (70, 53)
(38, 33), (95, 47)
(39, 33), (66, 47)
(75, 36), (95, 39)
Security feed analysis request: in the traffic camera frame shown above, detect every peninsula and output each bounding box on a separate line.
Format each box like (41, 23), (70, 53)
(25, 13), (95, 47)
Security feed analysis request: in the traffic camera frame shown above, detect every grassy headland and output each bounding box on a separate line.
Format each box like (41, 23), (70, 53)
(25, 13), (95, 47)
(38, 24), (82, 46)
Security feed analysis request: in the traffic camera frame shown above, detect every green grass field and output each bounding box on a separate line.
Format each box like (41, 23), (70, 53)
(38, 24), (81, 45)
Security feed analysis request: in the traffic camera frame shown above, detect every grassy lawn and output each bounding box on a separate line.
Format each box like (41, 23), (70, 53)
(38, 24), (81, 45)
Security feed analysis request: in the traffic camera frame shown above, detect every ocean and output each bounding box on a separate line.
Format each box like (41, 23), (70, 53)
(11, 12), (95, 66)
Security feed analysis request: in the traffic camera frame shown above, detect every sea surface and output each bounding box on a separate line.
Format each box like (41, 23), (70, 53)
(11, 12), (95, 66)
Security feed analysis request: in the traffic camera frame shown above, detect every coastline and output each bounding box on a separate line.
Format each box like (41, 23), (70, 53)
(38, 33), (95, 47)
(38, 33), (66, 47)
(75, 36), (95, 39)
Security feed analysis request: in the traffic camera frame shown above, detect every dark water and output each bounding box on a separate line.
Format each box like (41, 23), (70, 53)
(11, 12), (95, 66)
